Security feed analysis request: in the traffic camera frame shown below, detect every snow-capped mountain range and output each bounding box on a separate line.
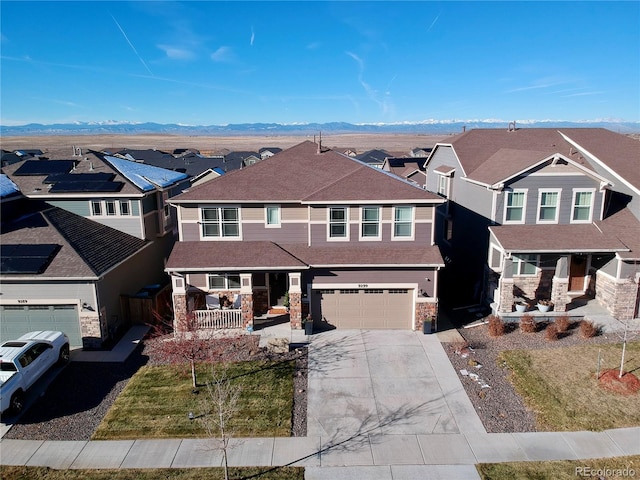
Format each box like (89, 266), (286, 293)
(1, 119), (638, 136)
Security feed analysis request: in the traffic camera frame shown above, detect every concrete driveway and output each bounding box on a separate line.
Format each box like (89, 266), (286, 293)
(307, 330), (486, 442)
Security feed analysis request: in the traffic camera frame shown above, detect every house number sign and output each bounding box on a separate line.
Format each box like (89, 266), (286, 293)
(358, 284), (369, 288)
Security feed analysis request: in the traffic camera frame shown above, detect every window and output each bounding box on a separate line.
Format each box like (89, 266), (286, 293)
(329, 207), (348, 239)
(572, 190), (594, 223)
(120, 201), (130, 216)
(393, 206), (413, 238)
(201, 207), (240, 238)
(91, 201), (102, 216)
(266, 205), (280, 227)
(437, 174), (449, 197)
(208, 274), (241, 290)
(513, 254), (537, 275)
(444, 217), (453, 242)
(505, 190), (526, 223)
(537, 190), (560, 223)
(360, 206), (380, 239)
(105, 201), (117, 216)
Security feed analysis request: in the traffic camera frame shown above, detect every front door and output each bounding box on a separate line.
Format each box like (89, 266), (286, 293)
(268, 273), (288, 307)
(569, 255), (588, 291)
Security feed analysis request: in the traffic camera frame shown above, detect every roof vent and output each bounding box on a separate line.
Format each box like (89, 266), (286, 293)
(507, 121), (517, 132)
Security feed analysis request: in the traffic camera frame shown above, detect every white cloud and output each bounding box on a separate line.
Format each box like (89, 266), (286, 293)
(157, 44), (196, 61)
(211, 46), (234, 63)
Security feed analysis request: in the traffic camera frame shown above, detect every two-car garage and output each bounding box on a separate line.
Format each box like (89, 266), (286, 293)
(311, 288), (414, 329)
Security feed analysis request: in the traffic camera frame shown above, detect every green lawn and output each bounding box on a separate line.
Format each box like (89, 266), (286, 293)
(477, 455), (640, 480)
(93, 360), (295, 440)
(500, 341), (640, 431)
(0, 466), (304, 480)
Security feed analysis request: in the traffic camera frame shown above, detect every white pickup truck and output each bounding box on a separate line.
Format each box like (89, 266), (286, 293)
(0, 331), (70, 415)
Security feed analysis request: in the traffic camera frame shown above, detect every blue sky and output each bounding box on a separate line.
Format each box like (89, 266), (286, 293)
(1, 1), (638, 126)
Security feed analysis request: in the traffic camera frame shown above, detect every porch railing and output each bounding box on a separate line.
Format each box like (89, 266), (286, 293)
(193, 309), (243, 329)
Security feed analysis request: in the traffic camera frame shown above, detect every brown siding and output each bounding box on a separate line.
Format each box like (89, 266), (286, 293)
(180, 205), (199, 221)
(182, 223), (200, 241)
(415, 205), (434, 221)
(242, 206), (263, 221)
(310, 268), (437, 296)
(310, 220), (432, 245)
(187, 273), (207, 290)
(242, 223), (308, 243)
(282, 205), (307, 221)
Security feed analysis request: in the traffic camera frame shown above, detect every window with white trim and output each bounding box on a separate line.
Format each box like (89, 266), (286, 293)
(328, 207), (348, 239)
(513, 254), (537, 275)
(437, 174), (449, 197)
(571, 189), (594, 223)
(504, 190), (526, 223)
(120, 200), (130, 216)
(106, 200), (117, 216)
(265, 205), (281, 227)
(208, 273), (241, 290)
(360, 206), (380, 239)
(393, 206), (413, 238)
(537, 189), (560, 223)
(201, 207), (240, 238)
(91, 200), (102, 216)
(90, 200), (131, 216)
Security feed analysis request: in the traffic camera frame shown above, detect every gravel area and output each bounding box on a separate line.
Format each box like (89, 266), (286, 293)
(5, 335), (307, 441)
(443, 320), (623, 433)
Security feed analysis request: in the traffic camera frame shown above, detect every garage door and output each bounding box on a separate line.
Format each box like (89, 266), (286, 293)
(0, 305), (82, 346)
(311, 288), (413, 329)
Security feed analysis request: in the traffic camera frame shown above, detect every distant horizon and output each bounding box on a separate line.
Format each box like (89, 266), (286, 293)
(1, 2), (638, 126)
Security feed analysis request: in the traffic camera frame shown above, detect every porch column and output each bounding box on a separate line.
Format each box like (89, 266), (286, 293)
(171, 274), (188, 333)
(240, 273), (254, 328)
(288, 272), (303, 329)
(551, 256), (569, 312)
(499, 257), (514, 313)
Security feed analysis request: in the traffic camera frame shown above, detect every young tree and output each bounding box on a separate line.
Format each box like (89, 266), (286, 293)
(198, 364), (242, 480)
(613, 318), (640, 379)
(148, 311), (213, 389)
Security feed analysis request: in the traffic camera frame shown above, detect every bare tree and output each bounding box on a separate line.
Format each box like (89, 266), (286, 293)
(197, 364), (243, 480)
(613, 318), (640, 379)
(148, 310), (213, 389)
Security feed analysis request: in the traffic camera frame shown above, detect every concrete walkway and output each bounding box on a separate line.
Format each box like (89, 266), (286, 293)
(1, 327), (639, 479)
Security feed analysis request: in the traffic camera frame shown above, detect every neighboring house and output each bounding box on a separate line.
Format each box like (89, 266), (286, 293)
(166, 141), (445, 332)
(382, 157), (427, 187)
(356, 149), (392, 168)
(424, 127), (640, 320)
(0, 199), (159, 348)
(410, 148), (431, 158)
(259, 147), (282, 160)
(1, 152), (190, 346)
(222, 151), (262, 170)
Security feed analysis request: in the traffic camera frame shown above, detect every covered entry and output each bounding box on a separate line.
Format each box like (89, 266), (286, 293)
(0, 304), (82, 346)
(311, 288), (414, 329)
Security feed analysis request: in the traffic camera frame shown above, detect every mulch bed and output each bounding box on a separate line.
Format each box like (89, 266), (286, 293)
(598, 369), (640, 395)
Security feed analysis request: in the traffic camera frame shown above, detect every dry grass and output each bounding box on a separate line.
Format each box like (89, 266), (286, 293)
(477, 455), (640, 480)
(500, 341), (640, 431)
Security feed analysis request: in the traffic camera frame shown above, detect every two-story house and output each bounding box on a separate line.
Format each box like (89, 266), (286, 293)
(165, 140), (445, 332)
(1, 151), (189, 348)
(425, 127), (640, 320)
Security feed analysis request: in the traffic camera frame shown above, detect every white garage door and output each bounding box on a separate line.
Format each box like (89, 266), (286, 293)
(0, 305), (82, 346)
(312, 288), (413, 329)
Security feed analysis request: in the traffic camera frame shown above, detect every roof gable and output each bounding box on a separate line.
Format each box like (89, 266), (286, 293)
(172, 141), (441, 203)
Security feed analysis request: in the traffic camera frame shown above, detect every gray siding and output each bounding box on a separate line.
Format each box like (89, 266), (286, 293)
(142, 195), (157, 214)
(95, 217), (145, 239)
(620, 260), (640, 279)
(495, 175), (603, 225)
(309, 221), (432, 246)
(456, 179), (494, 219)
(131, 200), (141, 216)
(47, 200), (91, 217)
(426, 146), (458, 192)
(598, 257), (618, 277)
(182, 222), (200, 242)
(309, 268), (436, 297)
(0, 280), (95, 305)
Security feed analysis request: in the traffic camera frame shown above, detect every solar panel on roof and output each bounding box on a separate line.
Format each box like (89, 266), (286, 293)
(43, 172), (115, 184)
(0, 244), (61, 274)
(48, 181), (124, 193)
(13, 160), (76, 176)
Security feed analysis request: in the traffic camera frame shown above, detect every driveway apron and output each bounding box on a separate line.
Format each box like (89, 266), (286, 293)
(307, 330), (485, 445)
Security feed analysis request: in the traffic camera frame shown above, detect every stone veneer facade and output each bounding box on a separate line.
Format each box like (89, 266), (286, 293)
(288, 292), (302, 329)
(595, 271), (639, 320)
(415, 300), (438, 332)
(80, 313), (103, 349)
(241, 294), (254, 327)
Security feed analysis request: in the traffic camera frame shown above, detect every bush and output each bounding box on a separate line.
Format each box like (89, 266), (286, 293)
(520, 314), (537, 333)
(487, 315), (506, 337)
(580, 319), (598, 338)
(545, 323), (559, 341)
(555, 315), (570, 333)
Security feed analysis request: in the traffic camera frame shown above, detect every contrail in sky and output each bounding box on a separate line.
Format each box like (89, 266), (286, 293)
(111, 14), (154, 76)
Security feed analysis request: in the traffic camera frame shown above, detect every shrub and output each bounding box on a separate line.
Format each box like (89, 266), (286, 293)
(580, 319), (598, 338)
(487, 315), (506, 337)
(555, 315), (570, 333)
(520, 314), (537, 333)
(545, 323), (559, 341)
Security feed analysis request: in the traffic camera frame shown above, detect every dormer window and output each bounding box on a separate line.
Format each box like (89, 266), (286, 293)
(433, 166), (455, 198)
